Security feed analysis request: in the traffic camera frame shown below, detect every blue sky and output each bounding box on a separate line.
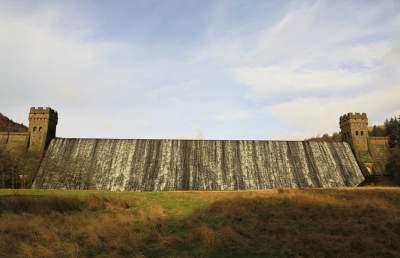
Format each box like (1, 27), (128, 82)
(1, 0), (399, 139)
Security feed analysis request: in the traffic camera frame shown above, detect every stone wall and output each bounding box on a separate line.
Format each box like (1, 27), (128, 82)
(368, 136), (390, 175)
(0, 132), (29, 154)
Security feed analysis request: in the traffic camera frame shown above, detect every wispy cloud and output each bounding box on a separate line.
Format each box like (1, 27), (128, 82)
(213, 110), (253, 122)
(0, 0), (399, 139)
(197, 0), (400, 137)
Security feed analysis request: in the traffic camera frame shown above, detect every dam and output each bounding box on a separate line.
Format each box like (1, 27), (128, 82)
(33, 138), (364, 191)
(0, 107), (365, 191)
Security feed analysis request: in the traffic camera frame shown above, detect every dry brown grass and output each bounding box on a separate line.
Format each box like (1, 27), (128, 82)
(189, 224), (216, 247)
(0, 188), (400, 257)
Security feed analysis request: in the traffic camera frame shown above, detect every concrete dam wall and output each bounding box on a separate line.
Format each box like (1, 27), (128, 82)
(33, 138), (364, 191)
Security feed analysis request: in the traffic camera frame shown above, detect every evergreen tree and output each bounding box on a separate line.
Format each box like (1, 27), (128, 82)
(386, 149), (400, 178)
(370, 125), (387, 137)
(385, 116), (400, 148)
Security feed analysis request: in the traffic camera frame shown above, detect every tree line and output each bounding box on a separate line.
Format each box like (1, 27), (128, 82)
(306, 132), (342, 142)
(385, 116), (400, 178)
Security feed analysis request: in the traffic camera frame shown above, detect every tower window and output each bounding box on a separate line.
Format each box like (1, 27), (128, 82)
(33, 127), (37, 132)
(355, 131), (359, 136)
(39, 127), (42, 132)
(361, 131), (364, 136)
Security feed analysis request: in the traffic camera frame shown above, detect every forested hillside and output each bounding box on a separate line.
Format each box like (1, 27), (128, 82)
(0, 113), (27, 132)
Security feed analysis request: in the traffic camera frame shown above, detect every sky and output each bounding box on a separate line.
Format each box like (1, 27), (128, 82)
(0, 0), (399, 140)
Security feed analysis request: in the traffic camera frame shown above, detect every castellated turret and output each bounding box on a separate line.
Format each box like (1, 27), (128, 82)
(28, 107), (58, 153)
(339, 112), (369, 153)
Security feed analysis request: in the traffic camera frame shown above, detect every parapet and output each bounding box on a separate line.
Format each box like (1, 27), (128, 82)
(29, 107), (58, 118)
(29, 107), (58, 124)
(340, 112), (368, 123)
(30, 107), (57, 115)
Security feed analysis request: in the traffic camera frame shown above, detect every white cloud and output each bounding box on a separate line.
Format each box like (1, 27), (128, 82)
(0, 5), (139, 103)
(213, 110), (252, 122)
(265, 84), (400, 139)
(234, 66), (371, 97)
(197, 1), (400, 138)
(0, 4), (226, 138)
(1, 1), (399, 140)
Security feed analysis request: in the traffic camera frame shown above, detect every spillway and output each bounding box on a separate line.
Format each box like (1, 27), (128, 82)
(33, 138), (364, 191)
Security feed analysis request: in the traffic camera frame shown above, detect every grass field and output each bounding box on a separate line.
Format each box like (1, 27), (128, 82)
(1, 188), (400, 258)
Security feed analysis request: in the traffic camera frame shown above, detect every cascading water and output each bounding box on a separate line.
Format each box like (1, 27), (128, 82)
(33, 138), (364, 191)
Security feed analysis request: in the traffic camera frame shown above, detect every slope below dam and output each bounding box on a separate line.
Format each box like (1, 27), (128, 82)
(33, 138), (364, 191)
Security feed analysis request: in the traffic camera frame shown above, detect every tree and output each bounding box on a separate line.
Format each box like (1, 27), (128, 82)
(370, 125), (387, 137)
(17, 152), (42, 188)
(0, 148), (20, 188)
(0, 149), (42, 189)
(331, 132), (342, 142)
(386, 149), (400, 178)
(384, 115), (400, 178)
(385, 116), (400, 148)
(306, 132), (342, 142)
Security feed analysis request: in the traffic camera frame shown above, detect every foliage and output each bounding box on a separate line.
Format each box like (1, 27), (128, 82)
(307, 132), (342, 142)
(0, 113), (27, 132)
(383, 116), (400, 177)
(0, 149), (41, 189)
(0, 149), (20, 188)
(385, 116), (400, 148)
(386, 148), (400, 178)
(369, 125), (387, 137)
(1, 189), (400, 258)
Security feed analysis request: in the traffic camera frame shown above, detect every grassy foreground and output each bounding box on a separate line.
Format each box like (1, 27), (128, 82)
(1, 188), (400, 258)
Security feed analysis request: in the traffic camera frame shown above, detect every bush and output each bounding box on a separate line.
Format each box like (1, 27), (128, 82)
(0, 196), (85, 214)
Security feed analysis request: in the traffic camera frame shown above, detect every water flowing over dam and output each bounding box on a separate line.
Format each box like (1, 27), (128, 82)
(33, 138), (364, 191)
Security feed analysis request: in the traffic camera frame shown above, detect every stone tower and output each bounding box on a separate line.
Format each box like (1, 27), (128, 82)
(339, 112), (369, 154)
(28, 107), (58, 153)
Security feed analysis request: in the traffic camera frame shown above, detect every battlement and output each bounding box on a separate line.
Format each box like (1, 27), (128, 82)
(29, 107), (58, 124)
(29, 107), (58, 117)
(340, 112), (368, 123)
